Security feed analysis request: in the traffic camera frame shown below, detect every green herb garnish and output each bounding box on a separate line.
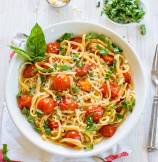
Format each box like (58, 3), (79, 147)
(109, 59), (117, 72)
(44, 121), (52, 135)
(116, 113), (124, 119)
(57, 33), (74, 43)
(36, 67), (54, 73)
(40, 75), (46, 86)
(57, 64), (72, 71)
(11, 23), (46, 62)
(122, 99), (135, 112)
(96, 45), (108, 56)
(86, 116), (96, 132)
(84, 144), (94, 151)
(36, 109), (44, 117)
(16, 91), (22, 98)
(139, 24), (146, 35)
(59, 46), (66, 55)
(2, 144), (11, 162)
(103, 0), (145, 24)
(104, 70), (112, 80)
(71, 83), (80, 93)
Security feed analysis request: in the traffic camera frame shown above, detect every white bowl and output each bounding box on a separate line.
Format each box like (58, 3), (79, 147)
(5, 21), (146, 158)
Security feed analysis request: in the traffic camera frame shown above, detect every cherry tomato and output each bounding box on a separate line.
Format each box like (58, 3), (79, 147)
(101, 83), (108, 97)
(65, 130), (81, 140)
(37, 98), (55, 115)
(71, 37), (82, 49)
(100, 125), (117, 137)
(59, 97), (78, 111)
(18, 95), (32, 109)
(23, 64), (37, 78)
(110, 82), (119, 99)
(123, 72), (131, 84)
(78, 80), (91, 92)
(86, 106), (104, 122)
(48, 120), (59, 130)
(75, 64), (94, 76)
(52, 74), (70, 91)
(47, 42), (60, 54)
(101, 55), (114, 65)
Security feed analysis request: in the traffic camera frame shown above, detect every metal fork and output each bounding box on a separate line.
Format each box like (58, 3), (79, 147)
(147, 44), (158, 152)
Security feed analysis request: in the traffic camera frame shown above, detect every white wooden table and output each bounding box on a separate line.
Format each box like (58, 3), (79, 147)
(0, 0), (158, 161)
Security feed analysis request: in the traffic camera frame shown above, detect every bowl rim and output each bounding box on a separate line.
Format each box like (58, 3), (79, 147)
(5, 20), (147, 158)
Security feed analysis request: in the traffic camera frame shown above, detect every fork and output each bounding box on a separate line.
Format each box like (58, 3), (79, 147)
(147, 44), (158, 152)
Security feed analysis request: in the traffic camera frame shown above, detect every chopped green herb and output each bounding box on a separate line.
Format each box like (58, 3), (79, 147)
(21, 107), (29, 116)
(72, 53), (80, 62)
(103, 0), (145, 24)
(36, 67), (54, 73)
(44, 121), (52, 135)
(72, 96), (78, 101)
(59, 46), (66, 55)
(96, 45), (108, 56)
(96, 1), (101, 8)
(84, 144), (94, 151)
(71, 83), (80, 93)
(122, 99), (135, 112)
(116, 113), (124, 119)
(110, 59), (117, 72)
(2, 144), (11, 162)
(104, 70), (112, 80)
(110, 43), (123, 54)
(57, 33), (74, 43)
(40, 75), (46, 86)
(139, 24), (146, 35)
(16, 91), (22, 98)
(76, 61), (84, 68)
(57, 64), (72, 71)
(36, 109), (44, 117)
(86, 116), (97, 132)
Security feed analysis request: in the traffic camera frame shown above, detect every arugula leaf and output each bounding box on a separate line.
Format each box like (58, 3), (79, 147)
(44, 121), (52, 135)
(2, 144), (11, 162)
(26, 23), (46, 61)
(57, 33), (74, 43)
(57, 64), (72, 71)
(104, 70), (112, 80)
(71, 83), (80, 93)
(86, 116), (97, 132)
(139, 24), (146, 35)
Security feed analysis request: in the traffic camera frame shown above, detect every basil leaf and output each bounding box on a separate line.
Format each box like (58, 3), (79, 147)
(26, 23), (46, 61)
(57, 33), (74, 43)
(2, 144), (11, 162)
(86, 116), (97, 132)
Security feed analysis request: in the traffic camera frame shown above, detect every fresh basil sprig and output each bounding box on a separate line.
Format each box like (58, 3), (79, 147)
(10, 23), (46, 62)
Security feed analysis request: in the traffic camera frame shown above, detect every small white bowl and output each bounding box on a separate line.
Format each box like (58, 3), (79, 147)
(104, 0), (147, 27)
(5, 21), (146, 158)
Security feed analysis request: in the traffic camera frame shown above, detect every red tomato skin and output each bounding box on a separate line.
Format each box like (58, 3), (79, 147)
(86, 106), (104, 122)
(110, 82), (119, 99)
(59, 97), (78, 111)
(37, 98), (55, 115)
(65, 130), (81, 140)
(47, 42), (60, 54)
(101, 83), (108, 97)
(100, 125), (117, 137)
(71, 37), (82, 49)
(18, 95), (32, 109)
(75, 64), (94, 76)
(48, 120), (59, 130)
(52, 74), (70, 91)
(123, 72), (131, 84)
(23, 64), (37, 78)
(101, 55), (114, 65)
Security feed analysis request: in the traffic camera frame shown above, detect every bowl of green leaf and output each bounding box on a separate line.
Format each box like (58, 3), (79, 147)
(103, 0), (146, 26)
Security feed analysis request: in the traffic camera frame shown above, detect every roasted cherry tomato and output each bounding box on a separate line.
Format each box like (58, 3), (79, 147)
(75, 64), (94, 76)
(65, 130), (81, 140)
(37, 97), (55, 115)
(48, 120), (59, 130)
(100, 125), (117, 137)
(23, 64), (37, 78)
(71, 37), (82, 49)
(78, 80), (91, 92)
(47, 42), (60, 54)
(101, 55), (114, 65)
(110, 82), (119, 99)
(86, 106), (104, 122)
(18, 95), (32, 109)
(52, 74), (70, 91)
(123, 72), (131, 84)
(59, 97), (78, 111)
(101, 83), (108, 97)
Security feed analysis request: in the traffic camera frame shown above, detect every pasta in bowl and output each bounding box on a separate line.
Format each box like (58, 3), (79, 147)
(6, 21), (145, 157)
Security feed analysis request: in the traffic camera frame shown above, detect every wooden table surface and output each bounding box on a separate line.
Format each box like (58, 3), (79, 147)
(0, 0), (158, 161)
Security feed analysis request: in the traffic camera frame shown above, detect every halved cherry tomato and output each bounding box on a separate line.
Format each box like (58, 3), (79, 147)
(110, 82), (119, 99)
(101, 83), (108, 97)
(47, 42), (60, 54)
(65, 130), (81, 140)
(37, 97), (55, 115)
(86, 106), (104, 122)
(48, 120), (59, 130)
(18, 95), (32, 109)
(71, 37), (82, 49)
(101, 55), (114, 65)
(78, 80), (91, 92)
(52, 74), (70, 91)
(75, 64), (94, 76)
(59, 97), (78, 111)
(123, 72), (131, 84)
(23, 64), (37, 78)
(100, 125), (117, 137)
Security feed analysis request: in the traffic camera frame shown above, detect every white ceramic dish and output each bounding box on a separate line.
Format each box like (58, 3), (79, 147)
(5, 21), (146, 158)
